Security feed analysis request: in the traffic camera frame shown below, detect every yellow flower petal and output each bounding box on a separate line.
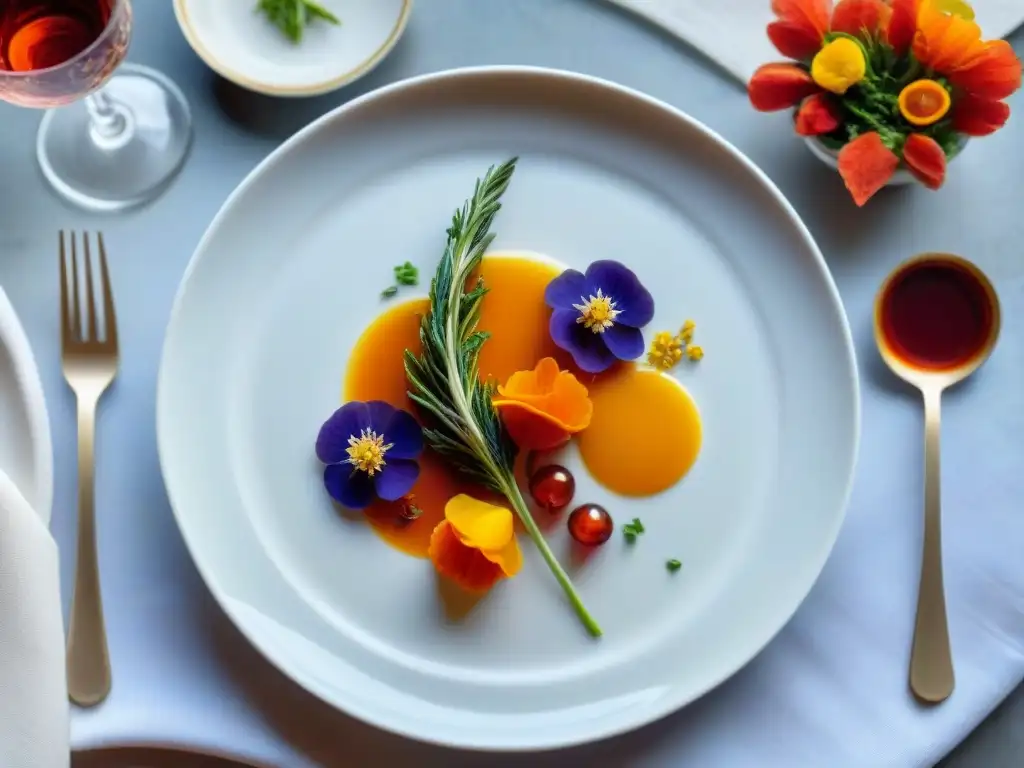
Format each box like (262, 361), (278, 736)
(811, 38), (866, 94)
(481, 535), (523, 577)
(444, 494), (514, 551)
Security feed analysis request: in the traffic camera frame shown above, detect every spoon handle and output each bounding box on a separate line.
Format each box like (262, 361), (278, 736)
(910, 387), (954, 703)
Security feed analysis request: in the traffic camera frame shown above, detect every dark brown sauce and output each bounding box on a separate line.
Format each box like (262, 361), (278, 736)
(879, 258), (994, 371)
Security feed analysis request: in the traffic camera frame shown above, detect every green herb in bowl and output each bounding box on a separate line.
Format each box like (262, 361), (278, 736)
(256, 0), (340, 43)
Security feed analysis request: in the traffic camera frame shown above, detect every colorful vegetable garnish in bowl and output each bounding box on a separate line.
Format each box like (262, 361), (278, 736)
(747, 0), (1022, 205)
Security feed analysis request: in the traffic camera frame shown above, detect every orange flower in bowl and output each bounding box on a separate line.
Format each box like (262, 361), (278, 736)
(428, 495), (523, 593)
(492, 357), (593, 450)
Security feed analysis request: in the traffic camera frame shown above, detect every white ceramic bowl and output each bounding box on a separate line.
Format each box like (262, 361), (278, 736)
(173, 0), (412, 97)
(805, 134), (968, 187)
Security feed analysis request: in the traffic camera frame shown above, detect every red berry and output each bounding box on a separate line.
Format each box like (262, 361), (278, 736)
(529, 464), (576, 512)
(568, 504), (613, 546)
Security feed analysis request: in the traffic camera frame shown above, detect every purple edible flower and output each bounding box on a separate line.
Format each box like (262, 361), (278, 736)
(315, 400), (423, 509)
(544, 260), (655, 374)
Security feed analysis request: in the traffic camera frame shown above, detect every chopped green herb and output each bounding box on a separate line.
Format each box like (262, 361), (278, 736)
(380, 285), (399, 299)
(622, 518), (645, 542)
(394, 261), (419, 286)
(666, 558), (682, 572)
(256, 0), (339, 43)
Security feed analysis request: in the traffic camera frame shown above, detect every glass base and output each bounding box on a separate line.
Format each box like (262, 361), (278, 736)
(37, 63), (193, 213)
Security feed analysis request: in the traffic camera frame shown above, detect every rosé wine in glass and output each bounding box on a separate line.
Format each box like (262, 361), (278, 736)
(0, 0), (192, 212)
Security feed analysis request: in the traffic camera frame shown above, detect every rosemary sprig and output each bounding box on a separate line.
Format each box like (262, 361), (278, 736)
(256, 0), (339, 43)
(404, 158), (602, 637)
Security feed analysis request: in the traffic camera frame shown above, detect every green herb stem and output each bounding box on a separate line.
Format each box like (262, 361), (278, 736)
(404, 157), (601, 638)
(500, 477), (603, 637)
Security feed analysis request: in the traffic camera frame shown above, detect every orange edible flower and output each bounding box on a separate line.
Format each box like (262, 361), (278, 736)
(901, 134), (947, 189)
(948, 40), (1023, 100)
(912, 0), (988, 73)
(898, 79), (951, 125)
(767, 0), (832, 59)
(885, 0), (919, 55)
(794, 93), (842, 135)
(492, 357), (592, 451)
(837, 131), (899, 206)
(748, 63), (819, 111)
(830, 0), (887, 38)
(428, 495), (523, 593)
(951, 93), (1010, 135)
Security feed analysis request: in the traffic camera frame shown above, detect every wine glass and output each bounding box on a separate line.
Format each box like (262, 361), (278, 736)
(0, 0), (192, 212)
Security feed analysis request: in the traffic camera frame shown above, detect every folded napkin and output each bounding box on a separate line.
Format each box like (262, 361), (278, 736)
(606, 0), (1024, 83)
(0, 469), (69, 768)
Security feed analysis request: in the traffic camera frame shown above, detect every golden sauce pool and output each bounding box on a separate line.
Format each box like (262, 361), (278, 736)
(344, 255), (562, 556)
(343, 254), (703, 555)
(578, 364), (702, 497)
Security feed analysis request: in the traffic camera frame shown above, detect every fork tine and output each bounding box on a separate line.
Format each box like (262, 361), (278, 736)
(97, 233), (117, 348)
(84, 233), (98, 342)
(59, 231), (72, 345)
(70, 232), (82, 341)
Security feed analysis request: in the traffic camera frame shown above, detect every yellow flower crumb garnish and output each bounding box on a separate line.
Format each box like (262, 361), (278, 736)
(647, 331), (683, 370)
(686, 345), (704, 361)
(680, 319), (696, 343)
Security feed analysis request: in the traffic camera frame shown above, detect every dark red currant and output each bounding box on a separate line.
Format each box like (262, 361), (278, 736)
(568, 504), (613, 546)
(529, 464), (576, 512)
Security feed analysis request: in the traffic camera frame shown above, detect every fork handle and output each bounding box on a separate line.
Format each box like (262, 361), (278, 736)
(66, 394), (111, 707)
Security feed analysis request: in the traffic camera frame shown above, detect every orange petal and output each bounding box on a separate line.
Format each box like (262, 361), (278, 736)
(428, 520), (504, 593)
(837, 132), (899, 206)
(794, 93), (842, 135)
(948, 40), (1023, 100)
(885, 0), (919, 55)
(493, 357), (593, 450)
(902, 134), (947, 190)
(498, 356), (560, 401)
(492, 401), (572, 450)
(830, 0), (885, 37)
(951, 93), (1011, 135)
(748, 63), (819, 111)
(913, 0), (987, 72)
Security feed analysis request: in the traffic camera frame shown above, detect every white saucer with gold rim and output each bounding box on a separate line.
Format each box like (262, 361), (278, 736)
(173, 0), (412, 97)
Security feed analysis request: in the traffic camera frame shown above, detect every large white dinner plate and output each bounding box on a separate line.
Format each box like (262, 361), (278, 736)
(0, 286), (53, 521)
(157, 66), (859, 751)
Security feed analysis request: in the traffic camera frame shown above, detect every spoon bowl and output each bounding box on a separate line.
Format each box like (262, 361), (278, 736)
(874, 253), (1000, 705)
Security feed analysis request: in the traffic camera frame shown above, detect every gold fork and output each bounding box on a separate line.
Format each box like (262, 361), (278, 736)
(60, 230), (119, 707)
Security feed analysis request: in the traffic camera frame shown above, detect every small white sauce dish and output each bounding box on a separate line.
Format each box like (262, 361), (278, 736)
(173, 0), (412, 98)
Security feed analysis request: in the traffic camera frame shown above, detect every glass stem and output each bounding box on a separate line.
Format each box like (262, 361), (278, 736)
(85, 89), (127, 144)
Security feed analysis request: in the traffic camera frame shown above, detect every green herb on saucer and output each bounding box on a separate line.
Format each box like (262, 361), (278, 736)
(256, 0), (340, 43)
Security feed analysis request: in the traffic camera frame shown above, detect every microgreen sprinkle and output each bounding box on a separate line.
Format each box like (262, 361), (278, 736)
(623, 518), (645, 541)
(380, 285), (399, 299)
(394, 261), (419, 286)
(666, 558), (682, 572)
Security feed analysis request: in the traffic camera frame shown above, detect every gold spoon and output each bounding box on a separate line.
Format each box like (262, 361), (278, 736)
(873, 253), (1000, 704)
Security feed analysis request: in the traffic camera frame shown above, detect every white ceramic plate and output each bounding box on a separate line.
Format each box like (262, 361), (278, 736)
(0, 286), (53, 521)
(173, 0), (412, 97)
(157, 66), (859, 751)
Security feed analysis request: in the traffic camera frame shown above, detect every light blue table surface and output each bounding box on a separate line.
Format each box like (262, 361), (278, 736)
(1, 1), (1022, 766)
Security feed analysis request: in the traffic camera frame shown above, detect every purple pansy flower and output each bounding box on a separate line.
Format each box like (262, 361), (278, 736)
(544, 260), (655, 374)
(315, 400), (423, 510)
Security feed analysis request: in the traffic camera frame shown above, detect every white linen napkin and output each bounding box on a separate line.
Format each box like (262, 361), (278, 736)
(606, 0), (1024, 83)
(0, 468), (69, 768)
